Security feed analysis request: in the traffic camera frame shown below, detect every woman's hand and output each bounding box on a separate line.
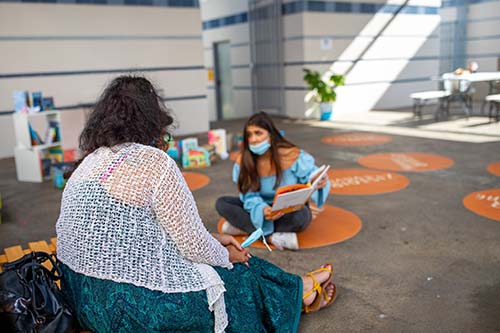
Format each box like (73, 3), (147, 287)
(264, 206), (284, 221)
(212, 233), (244, 250)
(226, 245), (251, 265)
(314, 174), (328, 189)
(212, 233), (251, 265)
(309, 201), (324, 220)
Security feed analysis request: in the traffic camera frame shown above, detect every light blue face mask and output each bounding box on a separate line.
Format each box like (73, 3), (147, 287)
(241, 228), (272, 251)
(249, 139), (271, 155)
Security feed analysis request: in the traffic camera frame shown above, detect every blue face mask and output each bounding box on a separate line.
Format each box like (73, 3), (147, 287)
(249, 139), (271, 155)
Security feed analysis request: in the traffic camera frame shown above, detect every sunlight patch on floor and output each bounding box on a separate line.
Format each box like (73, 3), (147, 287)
(418, 117), (500, 136)
(294, 119), (500, 143)
(330, 110), (415, 125)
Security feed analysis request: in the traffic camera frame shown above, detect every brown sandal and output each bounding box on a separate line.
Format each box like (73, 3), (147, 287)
(303, 281), (338, 313)
(302, 272), (322, 313)
(302, 264), (334, 313)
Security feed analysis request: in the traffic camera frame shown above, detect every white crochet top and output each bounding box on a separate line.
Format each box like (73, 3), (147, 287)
(56, 143), (232, 332)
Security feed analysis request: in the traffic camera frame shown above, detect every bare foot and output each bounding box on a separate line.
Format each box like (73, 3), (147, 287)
(320, 282), (335, 309)
(302, 264), (332, 307)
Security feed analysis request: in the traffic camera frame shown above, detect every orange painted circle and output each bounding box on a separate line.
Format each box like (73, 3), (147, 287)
(487, 162), (500, 176)
(328, 169), (409, 195)
(358, 152), (454, 172)
(182, 172), (210, 191)
(217, 204), (362, 249)
(463, 189), (500, 221)
(321, 133), (392, 146)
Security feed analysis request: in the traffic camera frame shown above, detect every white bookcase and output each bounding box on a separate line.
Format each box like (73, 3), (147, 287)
(12, 110), (63, 182)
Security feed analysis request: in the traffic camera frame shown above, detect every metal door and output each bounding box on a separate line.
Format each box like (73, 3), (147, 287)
(214, 41), (235, 119)
(249, 0), (284, 115)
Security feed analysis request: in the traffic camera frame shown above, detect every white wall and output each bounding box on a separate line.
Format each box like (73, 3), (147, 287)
(466, 0), (500, 98)
(201, 0), (253, 121)
(0, 2), (207, 159)
(201, 0), (496, 121)
(284, 0), (441, 118)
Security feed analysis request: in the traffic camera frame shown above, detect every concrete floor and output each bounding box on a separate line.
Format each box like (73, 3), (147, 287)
(1, 110), (500, 332)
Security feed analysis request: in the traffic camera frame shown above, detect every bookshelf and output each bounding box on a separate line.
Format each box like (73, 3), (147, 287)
(13, 110), (63, 182)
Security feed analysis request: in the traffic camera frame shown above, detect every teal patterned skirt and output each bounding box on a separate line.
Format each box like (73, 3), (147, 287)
(60, 256), (302, 333)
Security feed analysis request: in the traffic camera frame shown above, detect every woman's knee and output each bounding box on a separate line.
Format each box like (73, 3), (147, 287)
(291, 209), (312, 232)
(215, 196), (230, 215)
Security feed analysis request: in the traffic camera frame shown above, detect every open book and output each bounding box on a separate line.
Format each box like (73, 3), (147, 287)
(270, 165), (330, 214)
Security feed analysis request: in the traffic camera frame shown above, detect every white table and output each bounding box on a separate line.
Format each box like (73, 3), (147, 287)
(441, 72), (500, 115)
(443, 72), (500, 83)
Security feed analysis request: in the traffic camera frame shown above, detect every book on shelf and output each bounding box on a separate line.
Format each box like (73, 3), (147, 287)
(40, 158), (52, 178)
(48, 146), (63, 163)
(13, 91), (30, 113)
(28, 123), (44, 146)
(44, 120), (60, 144)
(270, 165), (330, 214)
(41, 97), (55, 111)
(32, 91), (43, 110)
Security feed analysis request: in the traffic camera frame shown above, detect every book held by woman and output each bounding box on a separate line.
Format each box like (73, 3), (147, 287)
(271, 165), (330, 214)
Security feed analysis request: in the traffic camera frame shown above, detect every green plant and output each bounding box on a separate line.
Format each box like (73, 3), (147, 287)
(303, 68), (345, 103)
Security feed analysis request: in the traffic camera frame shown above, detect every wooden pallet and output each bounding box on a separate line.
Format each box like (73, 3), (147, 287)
(0, 237), (57, 273)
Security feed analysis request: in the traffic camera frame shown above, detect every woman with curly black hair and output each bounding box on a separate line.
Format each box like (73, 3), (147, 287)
(57, 75), (336, 333)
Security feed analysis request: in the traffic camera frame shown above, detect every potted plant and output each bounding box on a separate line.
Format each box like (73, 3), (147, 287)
(303, 68), (345, 120)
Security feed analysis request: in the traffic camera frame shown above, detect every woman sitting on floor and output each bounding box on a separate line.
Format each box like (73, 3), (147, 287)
(56, 75), (337, 332)
(216, 112), (331, 250)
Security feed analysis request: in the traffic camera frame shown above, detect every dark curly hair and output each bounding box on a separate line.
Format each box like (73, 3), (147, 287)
(79, 75), (174, 156)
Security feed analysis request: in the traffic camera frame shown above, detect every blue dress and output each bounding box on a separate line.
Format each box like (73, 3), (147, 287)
(60, 256), (302, 333)
(233, 150), (331, 236)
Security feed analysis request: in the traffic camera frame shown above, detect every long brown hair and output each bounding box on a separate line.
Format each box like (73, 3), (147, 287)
(238, 112), (297, 194)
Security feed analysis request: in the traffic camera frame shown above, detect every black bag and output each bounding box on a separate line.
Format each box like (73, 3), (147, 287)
(0, 251), (73, 332)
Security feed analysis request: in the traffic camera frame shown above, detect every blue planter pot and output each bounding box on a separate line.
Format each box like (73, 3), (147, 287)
(319, 103), (332, 121)
(320, 111), (332, 120)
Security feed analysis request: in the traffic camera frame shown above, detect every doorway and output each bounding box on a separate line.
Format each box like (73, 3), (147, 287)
(214, 41), (234, 120)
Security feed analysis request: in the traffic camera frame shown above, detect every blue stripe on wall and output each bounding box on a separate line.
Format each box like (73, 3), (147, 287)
(0, 0), (199, 7)
(202, 1), (439, 30)
(468, 15), (500, 23)
(284, 34), (440, 41)
(205, 77), (432, 91)
(442, 0), (499, 7)
(0, 35), (201, 41)
(203, 55), (444, 71)
(220, 53), (492, 67)
(202, 12), (248, 30)
(0, 94), (207, 115)
(283, 56), (442, 66)
(467, 34), (500, 41)
(283, 1), (438, 15)
(0, 66), (204, 79)
(466, 52), (500, 58)
(203, 34), (439, 50)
